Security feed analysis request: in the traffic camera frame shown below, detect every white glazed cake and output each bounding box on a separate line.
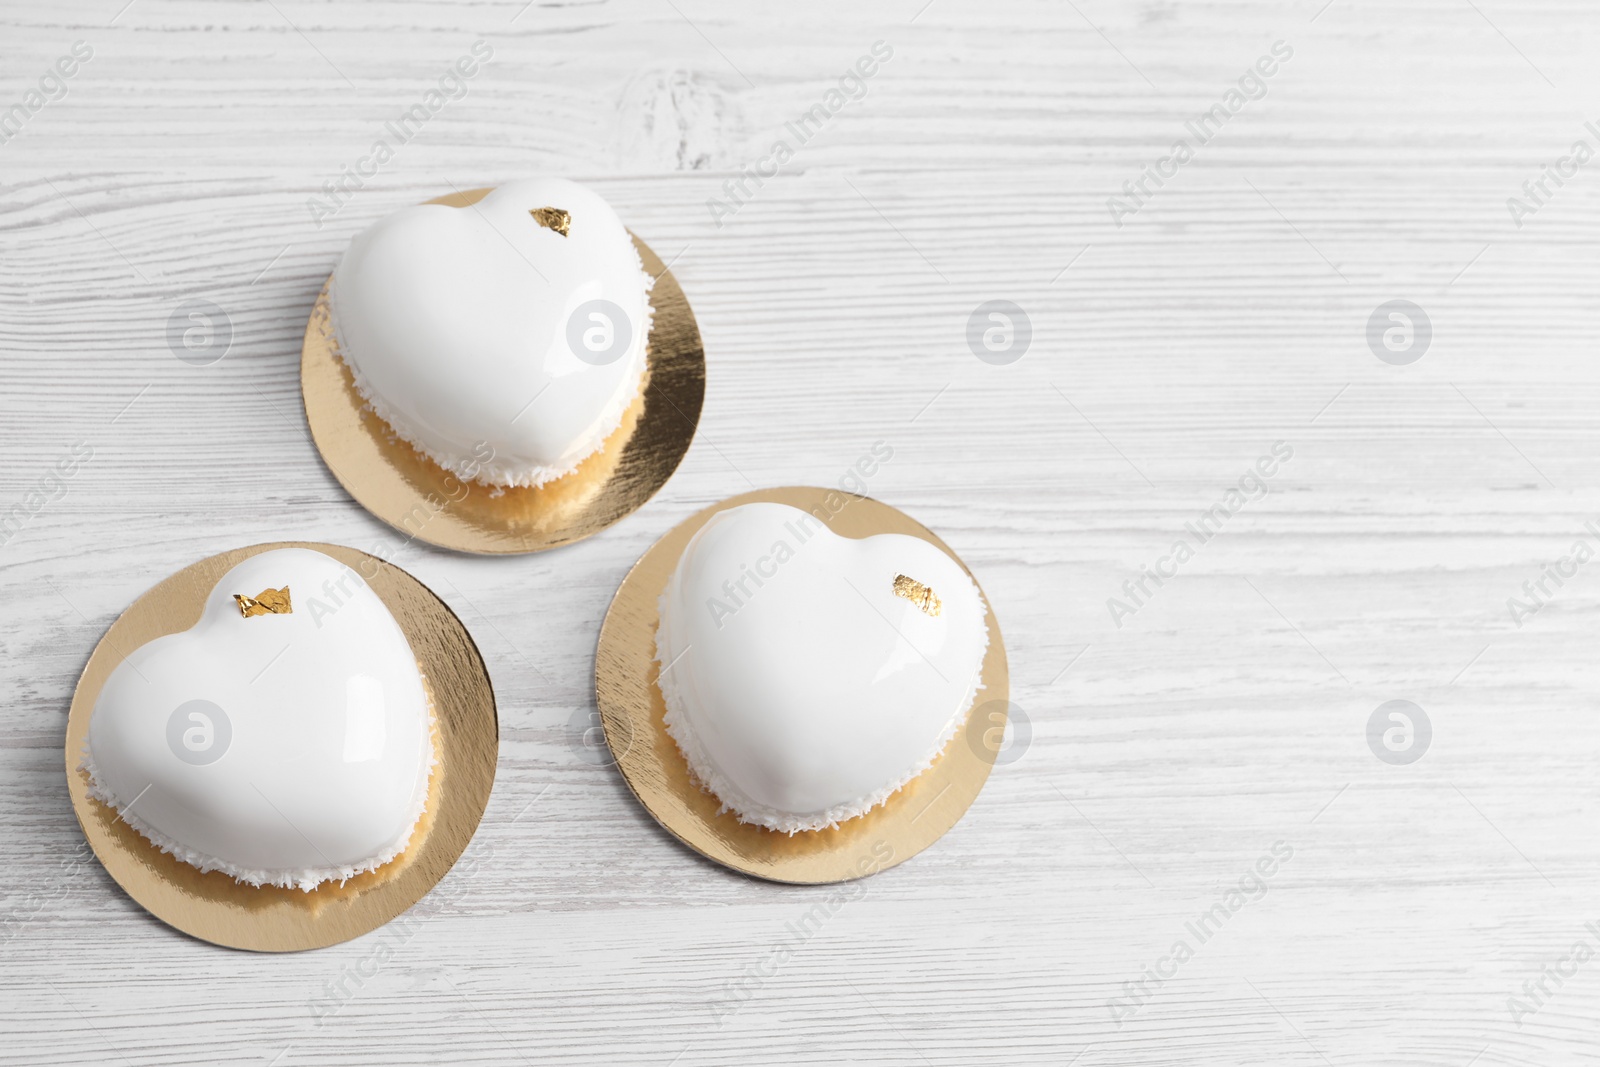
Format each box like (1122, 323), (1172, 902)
(655, 503), (989, 834)
(82, 548), (435, 892)
(327, 177), (654, 488)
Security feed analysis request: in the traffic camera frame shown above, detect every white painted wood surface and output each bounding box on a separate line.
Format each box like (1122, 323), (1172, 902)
(3, 0), (1599, 1062)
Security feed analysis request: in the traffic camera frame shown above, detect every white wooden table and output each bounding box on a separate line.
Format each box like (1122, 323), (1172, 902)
(3, 1), (1598, 1062)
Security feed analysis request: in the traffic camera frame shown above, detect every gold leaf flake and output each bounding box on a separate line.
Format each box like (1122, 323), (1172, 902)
(235, 587), (292, 618)
(892, 574), (941, 617)
(530, 206), (571, 237)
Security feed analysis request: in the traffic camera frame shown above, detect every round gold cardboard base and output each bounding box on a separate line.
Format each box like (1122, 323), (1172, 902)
(594, 488), (1009, 884)
(64, 542), (499, 952)
(301, 188), (706, 555)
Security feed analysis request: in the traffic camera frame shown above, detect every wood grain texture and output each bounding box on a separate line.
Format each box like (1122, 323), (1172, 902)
(3, 0), (1599, 1063)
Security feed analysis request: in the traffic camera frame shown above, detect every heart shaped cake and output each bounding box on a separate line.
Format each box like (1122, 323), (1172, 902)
(328, 178), (654, 488)
(655, 503), (989, 833)
(82, 548), (435, 892)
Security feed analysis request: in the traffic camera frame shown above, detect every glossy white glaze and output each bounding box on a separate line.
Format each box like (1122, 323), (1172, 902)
(83, 548), (435, 892)
(328, 178), (653, 487)
(655, 503), (989, 833)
